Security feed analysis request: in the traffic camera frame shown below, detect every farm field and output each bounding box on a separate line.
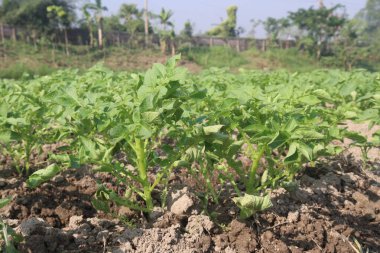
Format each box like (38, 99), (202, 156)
(0, 56), (380, 252)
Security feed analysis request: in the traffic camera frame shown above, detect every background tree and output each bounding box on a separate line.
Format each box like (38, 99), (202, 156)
(156, 8), (174, 54)
(47, 5), (73, 55)
(289, 5), (346, 59)
(351, 0), (380, 69)
(0, 0), (74, 43)
(361, 0), (380, 34)
(332, 19), (369, 70)
(81, 6), (95, 48)
(103, 15), (124, 32)
(207, 6), (238, 37)
(180, 21), (193, 38)
(119, 3), (144, 45)
(83, 0), (107, 49)
(248, 19), (261, 38)
(0, 0), (22, 41)
(263, 17), (290, 42)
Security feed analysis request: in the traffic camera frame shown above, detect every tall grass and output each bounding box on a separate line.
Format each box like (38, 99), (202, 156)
(0, 63), (55, 79)
(181, 46), (248, 68)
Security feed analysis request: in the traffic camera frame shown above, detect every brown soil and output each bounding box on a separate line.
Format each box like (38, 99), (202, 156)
(1, 155), (379, 253)
(0, 123), (379, 252)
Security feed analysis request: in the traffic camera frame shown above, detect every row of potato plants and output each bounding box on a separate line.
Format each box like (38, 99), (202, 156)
(0, 56), (379, 219)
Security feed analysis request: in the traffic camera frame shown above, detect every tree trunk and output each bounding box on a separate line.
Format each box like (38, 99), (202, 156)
(236, 39), (240, 52)
(11, 27), (17, 42)
(160, 38), (166, 54)
(171, 40), (176, 56)
(88, 25), (94, 47)
(144, 0), (149, 47)
(98, 18), (104, 49)
(52, 43), (57, 67)
(0, 23), (4, 44)
(64, 28), (70, 56)
(32, 30), (37, 50)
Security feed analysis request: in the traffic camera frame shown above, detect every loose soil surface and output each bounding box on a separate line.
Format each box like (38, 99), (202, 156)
(0, 123), (379, 253)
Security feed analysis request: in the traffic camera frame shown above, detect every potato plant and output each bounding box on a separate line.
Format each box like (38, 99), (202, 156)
(0, 57), (379, 218)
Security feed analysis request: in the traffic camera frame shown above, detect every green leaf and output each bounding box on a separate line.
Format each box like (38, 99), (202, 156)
(141, 111), (160, 123)
(344, 131), (367, 144)
(0, 197), (12, 209)
(136, 123), (153, 139)
(261, 170), (269, 185)
(344, 111), (357, 119)
(80, 137), (98, 158)
(284, 142), (298, 163)
(294, 130), (324, 140)
(298, 95), (321, 105)
(268, 131), (290, 149)
(203, 125), (224, 135)
(6, 118), (27, 126)
(26, 164), (61, 189)
(132, 109), (141, 123)
(91, 199), (110, 213)
(0, 131), (11, 143)
(313, 89), (333, 102)
(233, 194), (272, 219)
(297, 142), (313, 161)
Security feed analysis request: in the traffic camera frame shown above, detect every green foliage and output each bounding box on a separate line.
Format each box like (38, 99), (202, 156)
(233, 194), (272, 219)
(207, 6), (238, 37)
(157, 8), (174, 31)
(289, 5), (346, 59)
(0, 197), (22, 252)
(263, 17), (290, 41)
(26, 164), (61, 189)
(0, 0), (75, 33)
(0, 63), (55, 80)
(180, 21), (193, 38)
(118, 4), (145, 35)
(182, 46), (247, 68)
(0, 56), (378, 218)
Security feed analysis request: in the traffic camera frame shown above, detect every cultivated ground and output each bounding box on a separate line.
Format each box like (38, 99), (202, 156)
(0, 122), (379, 253)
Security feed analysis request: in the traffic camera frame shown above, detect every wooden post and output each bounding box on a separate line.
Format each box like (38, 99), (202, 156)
(236, 39), (240, 52)
(0, 23), (4, 43)
(11, 27), (17, 42)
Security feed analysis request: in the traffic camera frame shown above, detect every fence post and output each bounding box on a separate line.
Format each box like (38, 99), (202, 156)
(0, 23), (4, 43)
(11, 27), (17, 42)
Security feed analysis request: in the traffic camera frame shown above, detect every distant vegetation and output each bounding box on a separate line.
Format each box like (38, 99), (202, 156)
(0, 0), (380, 73)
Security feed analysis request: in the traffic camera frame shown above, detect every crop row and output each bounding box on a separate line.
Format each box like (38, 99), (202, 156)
(1, 56), (379, 218)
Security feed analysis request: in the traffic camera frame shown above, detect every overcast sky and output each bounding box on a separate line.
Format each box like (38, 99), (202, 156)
(98, 0), (367, 38)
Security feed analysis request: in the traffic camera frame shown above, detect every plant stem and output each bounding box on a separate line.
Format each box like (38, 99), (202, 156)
(134, 138), (153, 212)
(246, 145), (266, 194)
